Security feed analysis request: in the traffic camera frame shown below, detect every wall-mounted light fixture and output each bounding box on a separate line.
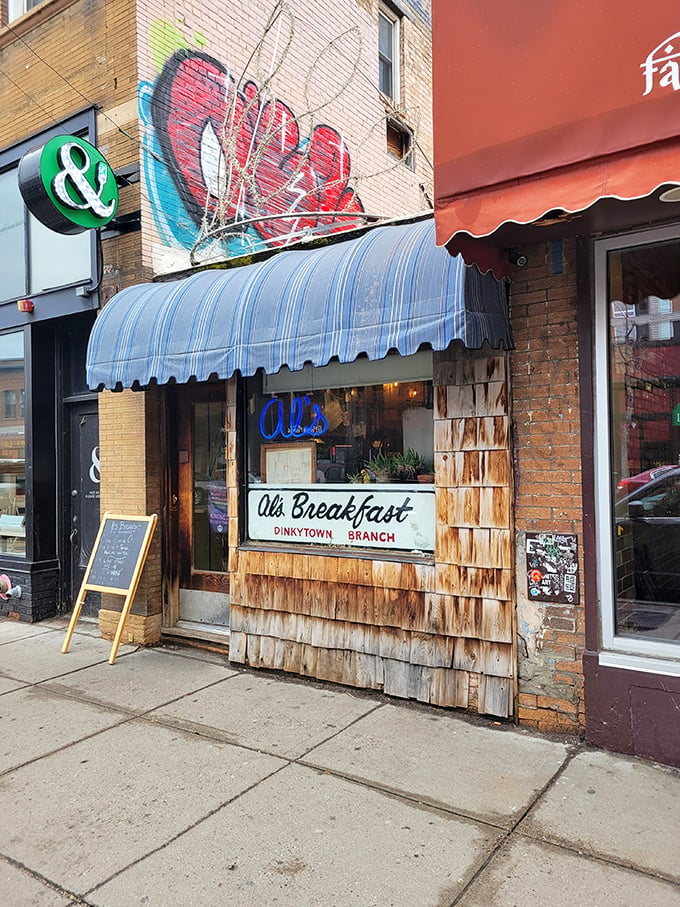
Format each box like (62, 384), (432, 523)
(659, 186), (680, 202)
(508, 249), (528, 268)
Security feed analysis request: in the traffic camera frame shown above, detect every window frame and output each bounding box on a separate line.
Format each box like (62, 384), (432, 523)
(244, 353), (436, 557)
(386, 117), (414, 169)
(594, 223), (680, 671)
(378, 3), (401, 103)
(0, 329), (27, 558)
(7, 0), (45, 23)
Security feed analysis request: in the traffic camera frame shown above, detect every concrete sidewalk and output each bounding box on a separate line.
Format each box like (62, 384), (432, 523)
(0, 616), (678, 907)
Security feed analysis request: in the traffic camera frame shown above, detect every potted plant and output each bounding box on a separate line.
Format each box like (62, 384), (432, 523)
(391, 449), (426, 482)
(416, 457), (435, 483)
(417, 467), (435, 483)
(365, 450), (395, 483)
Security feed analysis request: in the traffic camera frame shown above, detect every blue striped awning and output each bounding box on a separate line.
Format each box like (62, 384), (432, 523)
(87, 217), (511, 390)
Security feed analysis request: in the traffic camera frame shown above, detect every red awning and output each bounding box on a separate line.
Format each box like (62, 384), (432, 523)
(433, 1), (680, 260)
(436, 141), (680, 251)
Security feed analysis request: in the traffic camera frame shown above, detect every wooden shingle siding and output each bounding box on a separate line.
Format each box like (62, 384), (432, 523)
(230, 343), (515, 719)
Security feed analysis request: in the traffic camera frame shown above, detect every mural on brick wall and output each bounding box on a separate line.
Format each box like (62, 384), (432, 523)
(140, 10), (371, 267)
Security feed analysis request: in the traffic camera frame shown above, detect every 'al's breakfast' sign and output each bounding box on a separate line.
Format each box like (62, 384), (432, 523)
(249, 484), (435, 551)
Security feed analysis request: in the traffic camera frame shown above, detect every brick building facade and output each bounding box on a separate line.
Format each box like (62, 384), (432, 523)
(0, 0), (142, 616)
(510, 240), (585, 735)
(432, 1), (680, 767)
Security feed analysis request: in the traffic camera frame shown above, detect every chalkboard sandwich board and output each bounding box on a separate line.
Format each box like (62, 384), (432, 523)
(62, 512), (157, 664)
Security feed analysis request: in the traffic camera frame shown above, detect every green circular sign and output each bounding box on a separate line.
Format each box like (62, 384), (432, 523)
(18, 135), (118, 234)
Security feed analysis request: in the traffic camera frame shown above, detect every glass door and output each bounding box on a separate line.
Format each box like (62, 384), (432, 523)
(176, 383), (230, 626)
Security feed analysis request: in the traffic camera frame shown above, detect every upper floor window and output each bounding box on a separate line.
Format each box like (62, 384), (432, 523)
(378, 4), (400, 102)
(0, 165), (90, 303)
(7, 0), (45, 23)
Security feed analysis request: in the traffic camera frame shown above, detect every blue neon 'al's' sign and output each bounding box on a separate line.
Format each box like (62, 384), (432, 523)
(259, 396), (328, 440)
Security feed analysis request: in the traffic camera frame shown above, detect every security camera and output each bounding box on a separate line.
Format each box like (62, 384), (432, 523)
(509, 250), (528, 268)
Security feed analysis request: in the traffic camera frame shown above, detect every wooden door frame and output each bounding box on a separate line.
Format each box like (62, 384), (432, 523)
(164, 382), (230, 620)
(161, 384), (179, 628)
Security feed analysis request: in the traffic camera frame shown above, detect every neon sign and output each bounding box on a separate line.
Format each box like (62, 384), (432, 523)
(259, 395), (328, 441)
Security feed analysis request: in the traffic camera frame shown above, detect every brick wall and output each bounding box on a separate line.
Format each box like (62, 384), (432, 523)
(0, 0), (145, 623)
(0, 0), (144, 323)
(97, 387), (163, 642)
(0, 0), (137, 148)
(510, 239), (586, 735)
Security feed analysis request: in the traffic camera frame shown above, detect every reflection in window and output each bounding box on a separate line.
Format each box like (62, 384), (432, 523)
(3, 389), (23, 419)
(608, 240), (680, 643)
(29, 214), (90, 294)
(192, 401), (228, 573)
(0, 332), (25, 556)
(0, 164), (92, 304)
(0, 170), (26, 301)
(245, 362), (435, 551)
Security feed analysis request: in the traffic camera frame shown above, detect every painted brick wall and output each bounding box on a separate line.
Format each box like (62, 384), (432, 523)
(135, 0), (433, 275)
(510, 239), (586, 735)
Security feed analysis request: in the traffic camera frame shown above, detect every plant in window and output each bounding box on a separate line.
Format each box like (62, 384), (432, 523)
(391, 449), (426, 482)
(365, 450), (396, 483)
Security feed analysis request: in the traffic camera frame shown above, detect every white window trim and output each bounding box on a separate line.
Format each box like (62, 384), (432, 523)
(594, 224), (680, 670)
(378, 3), (400, 104)
(7, 0), (44, 22)
(8, 0), (28, 22)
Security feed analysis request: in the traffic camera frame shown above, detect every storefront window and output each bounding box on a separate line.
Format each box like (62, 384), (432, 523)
(606, 237), (680, 645)
(245, 354), (436, 553)
(0, 169), (26, 301)
(0, 332), (25, 557)
(28, 214), (90, 294)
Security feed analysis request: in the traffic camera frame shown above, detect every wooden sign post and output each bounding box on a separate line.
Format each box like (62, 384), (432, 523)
(62, 512), (158, 664)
